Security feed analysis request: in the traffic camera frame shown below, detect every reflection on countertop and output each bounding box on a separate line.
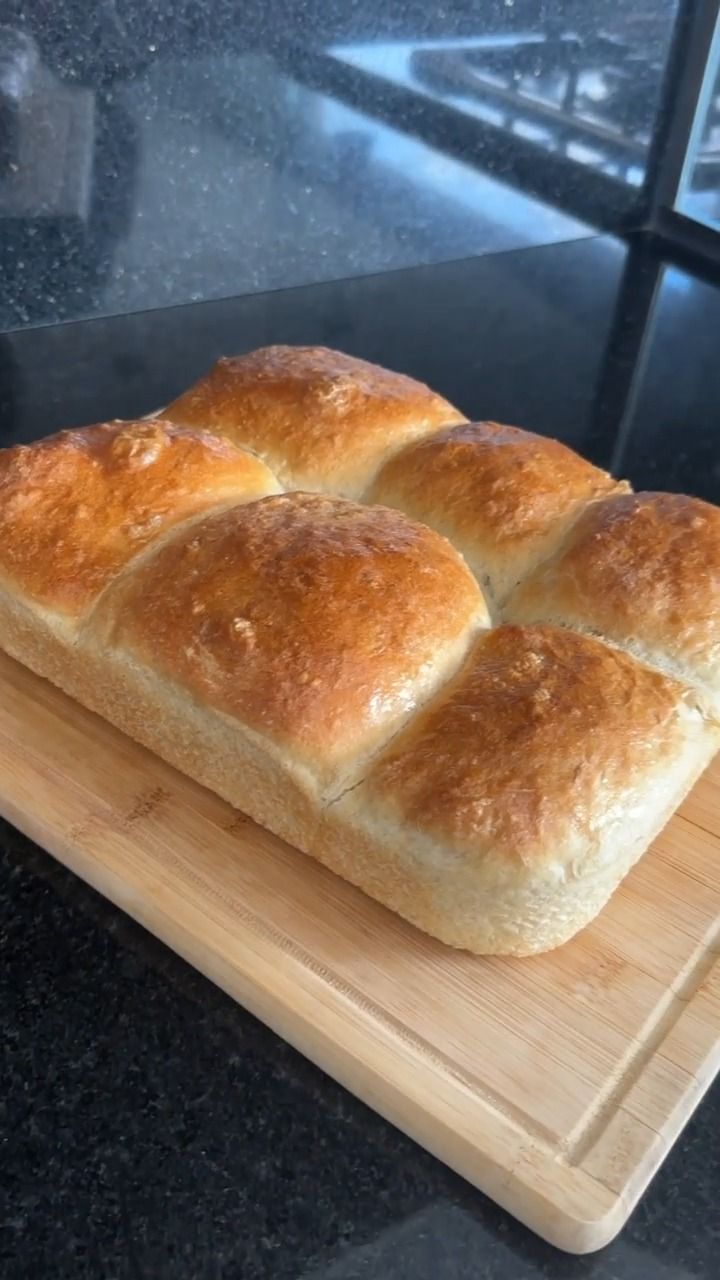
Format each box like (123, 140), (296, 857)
(0, 1), (680, 329)
(2, 235), (719, 1280)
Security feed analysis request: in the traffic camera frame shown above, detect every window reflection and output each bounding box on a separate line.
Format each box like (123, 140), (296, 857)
(333, 9), (679, 188)
(675, 12), (720, 230)
(0, 3), (692, 330)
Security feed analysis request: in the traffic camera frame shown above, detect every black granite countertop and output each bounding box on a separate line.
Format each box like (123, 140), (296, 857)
(2, 237), (720, 1278)
(1, 2), (678, 331)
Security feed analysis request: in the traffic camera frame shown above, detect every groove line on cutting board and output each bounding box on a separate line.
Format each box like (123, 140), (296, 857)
(676, 809), (720, 844)
(104, 786), (720, 1172)
(566, 920), (720, 1165)
(677, 765), (720, 841)
(2, 670), (720, 1180)
(83, 800), (570, 1156)
(0, 727), (566, 1156)
(4, 716), (720, 1169)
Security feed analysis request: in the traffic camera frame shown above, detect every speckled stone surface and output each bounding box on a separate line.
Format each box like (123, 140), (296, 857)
(0, 2), (677, 329)
(1, 236), (720, 1277)
(2, 821), (719, 1280)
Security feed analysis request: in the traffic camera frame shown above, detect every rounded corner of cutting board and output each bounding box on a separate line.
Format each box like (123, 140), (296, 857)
(0, 649), (718, 1256)
(481, 1141), (627, 1256)
(526, 1185), (626, 1256)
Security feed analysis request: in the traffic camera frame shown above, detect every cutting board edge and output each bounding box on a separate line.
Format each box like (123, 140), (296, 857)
(4, 786), (702, 1257)
(2, 647), (719, 1256)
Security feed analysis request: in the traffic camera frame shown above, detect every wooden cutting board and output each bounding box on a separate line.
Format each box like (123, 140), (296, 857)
(2, 649), (719, 1255)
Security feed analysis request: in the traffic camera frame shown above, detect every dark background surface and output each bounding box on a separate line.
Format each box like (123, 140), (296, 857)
(0, 0), (681, 327)
(2, 0), (720, 1275)
(2, 234), (720, 1278)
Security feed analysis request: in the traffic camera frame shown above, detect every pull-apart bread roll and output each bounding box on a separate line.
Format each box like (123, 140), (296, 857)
(0, 419), (279, 680)
(505, 492), (720, 717)
(367, 420), (627, 609)
(164, 345), (466, 498)
(324, 625), (720, 955)
(1, 358), (718, 958)
(83, 494), (489, 845)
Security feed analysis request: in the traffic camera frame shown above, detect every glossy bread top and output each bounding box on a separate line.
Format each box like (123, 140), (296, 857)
(367, 420), (626, 605)
(0, 420), (279, 623)
(164, 345), (466, 498)
(505, 492), (720, 706)
(359, 623), (697, 872)
(91, 492), (489, 786)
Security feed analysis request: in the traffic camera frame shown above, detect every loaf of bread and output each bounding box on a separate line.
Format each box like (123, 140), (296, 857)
(1, 346), (718, 956)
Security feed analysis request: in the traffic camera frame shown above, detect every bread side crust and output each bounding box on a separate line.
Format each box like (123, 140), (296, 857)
(317, 724), (718, 955)
(2, 577), (716, 956)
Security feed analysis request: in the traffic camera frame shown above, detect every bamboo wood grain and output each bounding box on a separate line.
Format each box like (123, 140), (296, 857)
(1, 648), (718, 1254)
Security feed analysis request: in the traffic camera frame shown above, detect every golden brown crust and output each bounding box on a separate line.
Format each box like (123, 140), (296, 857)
(367, 421), (626, 606)
(164, 345), (466, 498)
(319, 721), (715, 955)
(2, 352), (719, 957)
(504, 492), (720, 707)
(2, 579), (715, 955)
(90, 492), (489, 787)
(358, 624), (693, 870)
(0, 420), (279, 625)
